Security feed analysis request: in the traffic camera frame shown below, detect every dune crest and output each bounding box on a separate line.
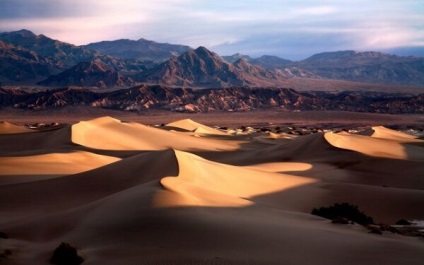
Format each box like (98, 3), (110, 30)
(245, 162), (313, 173)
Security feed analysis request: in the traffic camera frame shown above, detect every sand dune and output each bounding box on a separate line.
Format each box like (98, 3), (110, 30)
(0, 121), (34, 134)
(159, 150), (317, 207)
(324, 131), (424, 160)
(0, 125), (74, 154)
(0, 117), (423, 264)
(167, 118), (230, 136)
(371, 126), (420, 141)
(72, 116), (244, 151)
(0, 151), (121, 185)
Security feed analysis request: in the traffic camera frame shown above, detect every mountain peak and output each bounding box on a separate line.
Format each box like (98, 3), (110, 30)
(233, 58), (250, 65)
(193, 46), (212, 55)
(195, 46), (209, 52)
(12, 29), (36, 37)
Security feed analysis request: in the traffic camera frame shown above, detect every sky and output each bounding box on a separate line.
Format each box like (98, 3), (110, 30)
(1, 0), (424, 60)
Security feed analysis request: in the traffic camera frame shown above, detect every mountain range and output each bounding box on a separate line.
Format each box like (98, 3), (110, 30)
(0, 29), (423, 88)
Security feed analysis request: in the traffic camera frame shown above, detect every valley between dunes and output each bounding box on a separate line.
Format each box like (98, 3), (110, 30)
(0, 116), (423, 264)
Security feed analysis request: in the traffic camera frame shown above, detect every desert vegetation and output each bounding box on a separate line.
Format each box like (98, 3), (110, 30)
(312, 202), (375, 226)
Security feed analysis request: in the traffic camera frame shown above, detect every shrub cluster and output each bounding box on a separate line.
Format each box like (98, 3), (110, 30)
(50, 242), (84, 265)
(311, 202), (374, 226)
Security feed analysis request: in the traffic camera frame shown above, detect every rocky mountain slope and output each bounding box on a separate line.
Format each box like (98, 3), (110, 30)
(1, 86), (422, 114)
(137, 47), (287, 87)
(0, 40), (53, 84)
(38, 61), (136, 88)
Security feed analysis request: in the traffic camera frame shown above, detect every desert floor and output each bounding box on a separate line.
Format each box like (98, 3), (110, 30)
(0, 111), (423, 264)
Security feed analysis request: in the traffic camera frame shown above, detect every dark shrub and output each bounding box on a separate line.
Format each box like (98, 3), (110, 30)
(0, 249), (12, 261)
(395, 219), (412, 225)
(50, 242), (84, 265)
(312, 202), (374, 226)
(0, 232), (8, 239)
(331, 217), (350, 224)
(368, 226), (383, 235)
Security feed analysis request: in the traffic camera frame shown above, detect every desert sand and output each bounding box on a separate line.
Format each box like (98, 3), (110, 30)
(0, 116), (423, 264)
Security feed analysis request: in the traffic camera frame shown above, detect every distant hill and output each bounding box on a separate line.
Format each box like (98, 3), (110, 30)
(84, 38), (191, 62)
(250, 55), (292, 70)
(38, 61), (136, 88)
(296, 51), (424, 85)
(222, 53), (253, 63)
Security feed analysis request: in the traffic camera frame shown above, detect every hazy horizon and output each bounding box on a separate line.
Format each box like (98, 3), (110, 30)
(1, 0), (424, 60)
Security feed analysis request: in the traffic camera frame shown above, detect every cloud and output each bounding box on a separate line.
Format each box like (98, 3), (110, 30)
(291, 6), (338, 16)
(0, 0), (423, 59)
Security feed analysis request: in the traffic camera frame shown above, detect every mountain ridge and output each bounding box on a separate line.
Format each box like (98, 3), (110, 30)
(84, 38), (191, 62)
(0, 29), (423, 88)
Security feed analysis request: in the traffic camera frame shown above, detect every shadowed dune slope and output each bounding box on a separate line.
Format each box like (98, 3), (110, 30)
(0, 124), (74, 154)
